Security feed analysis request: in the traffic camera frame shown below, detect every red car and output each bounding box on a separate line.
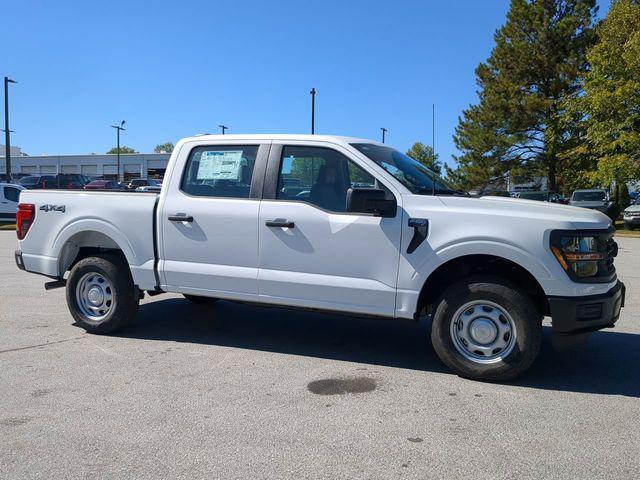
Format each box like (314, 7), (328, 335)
(83, 180), (123, 190)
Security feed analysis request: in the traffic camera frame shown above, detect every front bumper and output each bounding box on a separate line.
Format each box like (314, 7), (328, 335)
(623, 216), (640, 225)
(548, 281), (625, 335)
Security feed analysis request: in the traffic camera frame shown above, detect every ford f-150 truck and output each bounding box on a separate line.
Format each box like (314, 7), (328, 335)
(14, 135), (625, 381)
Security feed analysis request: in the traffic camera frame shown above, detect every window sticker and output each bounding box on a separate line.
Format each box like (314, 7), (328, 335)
(197, 150), (244, 181)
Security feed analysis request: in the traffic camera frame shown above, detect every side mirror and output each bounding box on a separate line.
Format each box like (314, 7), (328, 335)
(346, 188), (397, 217)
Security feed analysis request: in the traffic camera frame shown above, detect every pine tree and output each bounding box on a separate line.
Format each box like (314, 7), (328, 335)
(452, 0), (598, 192)
(406, 142), (441, 174)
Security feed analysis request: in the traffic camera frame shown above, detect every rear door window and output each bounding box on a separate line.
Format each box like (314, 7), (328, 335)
(181, 145), (258, 198)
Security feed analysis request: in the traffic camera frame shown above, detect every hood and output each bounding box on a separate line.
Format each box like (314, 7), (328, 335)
(434, 195), (612, 230)
(625, 204), (640, 213)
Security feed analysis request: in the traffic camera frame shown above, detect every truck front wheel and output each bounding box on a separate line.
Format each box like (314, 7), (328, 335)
(66, 254), (139, 334)
(430, 276), (542, 381)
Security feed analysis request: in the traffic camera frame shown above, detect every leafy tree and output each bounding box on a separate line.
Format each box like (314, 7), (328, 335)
(406, 142), (441, 175)
(579, 0), (640, 187)
(452, 0), (598, 192)
(154, 142), (174, 154)
(107, 146), (138, 154)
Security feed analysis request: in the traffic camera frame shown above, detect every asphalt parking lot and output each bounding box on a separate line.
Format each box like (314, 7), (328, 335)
(1, 231), (639, 480)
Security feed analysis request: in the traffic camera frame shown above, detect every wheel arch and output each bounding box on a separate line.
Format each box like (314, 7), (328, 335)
(57, 230), (131, 278)
(416, 254), (548, 318)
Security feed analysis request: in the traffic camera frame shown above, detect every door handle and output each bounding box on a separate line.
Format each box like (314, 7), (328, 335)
(265, 219), (295, 228)
(168, 214), (194, 222)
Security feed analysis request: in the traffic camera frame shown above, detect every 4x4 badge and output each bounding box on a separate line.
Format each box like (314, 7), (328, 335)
(39, 204), (66, 213)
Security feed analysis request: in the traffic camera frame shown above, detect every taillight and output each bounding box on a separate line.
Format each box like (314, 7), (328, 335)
(16, 203), (35, 240)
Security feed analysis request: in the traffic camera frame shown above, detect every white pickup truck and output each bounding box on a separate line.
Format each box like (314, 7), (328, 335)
(14, 135), (625, 381)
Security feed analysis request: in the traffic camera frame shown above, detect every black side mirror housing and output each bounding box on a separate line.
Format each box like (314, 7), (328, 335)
(346, 188), (397, 217)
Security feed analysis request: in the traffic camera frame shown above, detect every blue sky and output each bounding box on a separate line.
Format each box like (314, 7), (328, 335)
(3, 0), (609, 167)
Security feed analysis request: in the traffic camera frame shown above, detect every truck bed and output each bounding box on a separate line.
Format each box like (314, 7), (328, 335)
(18, 190), (159, 290)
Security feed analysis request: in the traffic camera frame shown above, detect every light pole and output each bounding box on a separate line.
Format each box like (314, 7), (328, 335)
(310, 88), (316, 134)
(3, 77), (17, 182)
(380, 127), (387, 144)
(110, 121), (126, 182)
(218, 124), (228, 134)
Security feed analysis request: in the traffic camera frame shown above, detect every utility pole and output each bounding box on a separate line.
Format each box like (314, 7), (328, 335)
(3, 77), (17, 182)
(380, 127), (387, 144)
(218, 125), (228, 135)
(110, 121), (126, 182)
(310, 88), (316, 134)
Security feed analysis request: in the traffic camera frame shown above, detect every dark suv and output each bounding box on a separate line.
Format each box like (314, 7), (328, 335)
(42, 174), (92, 189)
(18, 175), (57, 189)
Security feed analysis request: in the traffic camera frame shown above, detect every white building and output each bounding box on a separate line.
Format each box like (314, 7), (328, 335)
(0, 146), (169, 180)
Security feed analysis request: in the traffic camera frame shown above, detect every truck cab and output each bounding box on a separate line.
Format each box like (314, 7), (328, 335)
(14, 135), (625, 381)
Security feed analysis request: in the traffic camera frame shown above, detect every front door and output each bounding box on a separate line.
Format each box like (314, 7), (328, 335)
(258, 144), (403, 317)
(159, 142), (269, 301)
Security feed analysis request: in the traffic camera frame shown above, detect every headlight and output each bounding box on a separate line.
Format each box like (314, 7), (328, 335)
(550, 230), (617, 282)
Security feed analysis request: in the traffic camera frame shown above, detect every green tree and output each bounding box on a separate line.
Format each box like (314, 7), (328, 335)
(452, 0), (598, 192)
(579, 0), (640, 187)
(448, 103), (514, 191)
(107, 146), (138, 154)
(406, 142), (441, 175)
(154, 142), (174, 154)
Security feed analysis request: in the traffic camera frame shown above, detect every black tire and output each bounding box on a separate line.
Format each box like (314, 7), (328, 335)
(66, 254), (139, 334)
(430, 276), (542, 382)
(183, 294), (219, 304)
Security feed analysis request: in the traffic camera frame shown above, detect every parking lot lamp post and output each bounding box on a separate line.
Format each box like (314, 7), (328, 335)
(218, 125), (228, 135)
(4, 77), (17, 182)
(380, 127), (387, 144)
(110, 121), (126, 182)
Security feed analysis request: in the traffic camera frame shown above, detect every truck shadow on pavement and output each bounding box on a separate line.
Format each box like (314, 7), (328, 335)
(121, 297), (640, 398)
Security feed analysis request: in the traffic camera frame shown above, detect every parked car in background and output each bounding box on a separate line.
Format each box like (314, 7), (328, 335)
(480, 189), (512, 197)
(83, 180), (124, 190)
(623, 197), (640, 229)
(548, 193), (568, 204)
(135, 185), (162, 192)
(42, 174), (92, 189)
(0, 173), (29, 183)
(18, 175), (57, 189)
(516, 191), (549, 202)
(570, 189), (612, 215)
(0, 183), (25, 221)
(127, 178), (160, 190)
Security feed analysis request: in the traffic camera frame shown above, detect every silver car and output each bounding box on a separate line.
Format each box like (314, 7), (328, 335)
(569, 189), (612, 215)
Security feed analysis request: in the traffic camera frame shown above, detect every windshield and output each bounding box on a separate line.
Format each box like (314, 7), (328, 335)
(19, 176), (39, 185)
(351, 143), (460, 195)
(572, 191), (606, 202)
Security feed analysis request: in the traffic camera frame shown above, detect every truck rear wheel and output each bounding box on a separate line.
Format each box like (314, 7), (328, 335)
(430, 276), (542, 381)
(66, 254), (139, 334)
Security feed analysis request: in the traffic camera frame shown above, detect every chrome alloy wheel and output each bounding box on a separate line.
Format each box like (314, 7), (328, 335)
(75, 272), (114, 322)
(450, 300), (517, 364)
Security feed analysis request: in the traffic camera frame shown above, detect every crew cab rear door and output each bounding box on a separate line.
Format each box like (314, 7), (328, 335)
(257, 142), (403, 317)
(158, 141), (269, 301)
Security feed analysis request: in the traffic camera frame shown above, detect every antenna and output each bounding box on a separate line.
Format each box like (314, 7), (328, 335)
(432, 104), (436, 196)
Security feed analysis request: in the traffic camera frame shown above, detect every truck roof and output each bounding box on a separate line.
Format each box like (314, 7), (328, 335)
(182, 134), (383, 145)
